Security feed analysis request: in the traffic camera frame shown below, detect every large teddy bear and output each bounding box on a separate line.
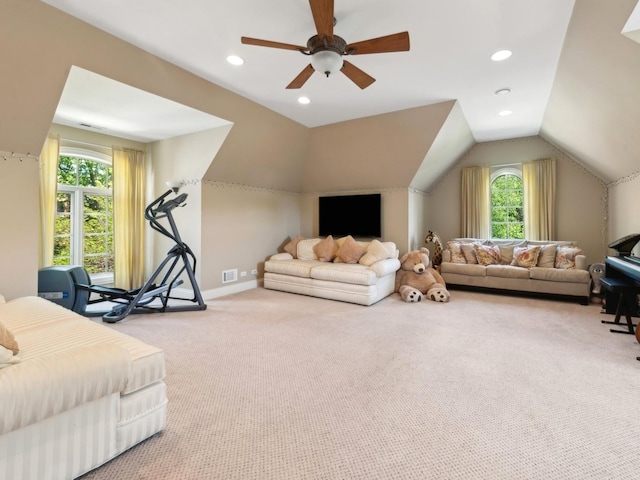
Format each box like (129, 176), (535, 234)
(395, 248), (451, 303)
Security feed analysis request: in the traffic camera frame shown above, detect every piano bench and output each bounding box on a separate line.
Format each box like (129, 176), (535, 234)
(600, 277), (640, 335)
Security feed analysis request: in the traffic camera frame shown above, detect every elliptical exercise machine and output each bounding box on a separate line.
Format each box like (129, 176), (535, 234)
(38, 184), (207, 323)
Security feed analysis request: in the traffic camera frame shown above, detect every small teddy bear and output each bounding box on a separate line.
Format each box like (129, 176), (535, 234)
(395, 247), (451, 303)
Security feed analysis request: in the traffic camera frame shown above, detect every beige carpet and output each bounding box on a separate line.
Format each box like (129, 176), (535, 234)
(81, 288), (640, 480)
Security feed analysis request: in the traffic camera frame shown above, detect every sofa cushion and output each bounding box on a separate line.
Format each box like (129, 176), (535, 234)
(264, 259), (318, 278)
(297, 238), (322, 260)
(511, 245), (541, 268)
(314, 235), (339, 262)
(359, 240), (396, 266)
(335, 235), (367, 264)
(0, 343), (131, 435)
(284, 235), (304, 258)
(440, 263), (487, 277)
(310, 263), (378, 286)
(486, 265), (531, 279)
(555, 246), (584, 269)
(530, 267), (590, 283)
(536, 244), (557, 268)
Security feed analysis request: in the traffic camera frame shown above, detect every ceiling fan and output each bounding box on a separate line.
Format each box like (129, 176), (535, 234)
(240, 0), (410, 90)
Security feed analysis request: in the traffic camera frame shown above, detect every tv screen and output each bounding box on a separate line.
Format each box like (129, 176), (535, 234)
(318, 194), (381, 238)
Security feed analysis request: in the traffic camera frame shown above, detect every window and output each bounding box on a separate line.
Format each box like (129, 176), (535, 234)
(490, 168), (524, 239)
(54, 149), (114, 283)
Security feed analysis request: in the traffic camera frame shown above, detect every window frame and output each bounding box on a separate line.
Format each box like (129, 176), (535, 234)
(56, 147), (114, 285)
(490, 167), (524, 240)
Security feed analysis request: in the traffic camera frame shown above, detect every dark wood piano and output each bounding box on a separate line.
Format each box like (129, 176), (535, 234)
(604, 233), (640, 315)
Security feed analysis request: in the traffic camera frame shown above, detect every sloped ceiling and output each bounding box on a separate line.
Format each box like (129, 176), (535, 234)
(541, 0), (640, 183)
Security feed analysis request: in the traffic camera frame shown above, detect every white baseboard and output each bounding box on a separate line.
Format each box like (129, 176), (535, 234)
(174, 279), (263, 301)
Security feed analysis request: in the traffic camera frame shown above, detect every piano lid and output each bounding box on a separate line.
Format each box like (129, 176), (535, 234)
(609, 233), (640, 257)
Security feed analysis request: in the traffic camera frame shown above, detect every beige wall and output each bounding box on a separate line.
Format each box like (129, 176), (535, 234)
(607, 175), (640, 255)
(201, 184), (302, 290)
(427, 136), (607, 264)
(0, 158), (40, 299)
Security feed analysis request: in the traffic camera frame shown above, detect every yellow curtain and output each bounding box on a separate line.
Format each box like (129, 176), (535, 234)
(113, 147), (146, 289)
(523, 158), (556, 240)
(39, 134), (60, 268)
(461, 166), (491, 238)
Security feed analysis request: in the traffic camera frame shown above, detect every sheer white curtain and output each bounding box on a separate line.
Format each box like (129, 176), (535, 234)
(39, 134), (59, 268)
(461, 166), (491, 238)
(523, 158), (556, 240)
(113, 147), (147, 289)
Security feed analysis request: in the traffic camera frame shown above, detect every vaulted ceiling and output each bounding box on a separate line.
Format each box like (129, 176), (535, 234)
(44, 0), (640, 185)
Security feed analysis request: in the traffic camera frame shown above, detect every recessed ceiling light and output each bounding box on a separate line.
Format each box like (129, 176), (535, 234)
(491, 50), (512, 61)
(495, 88), (511, 95)
(298, 96), (310, 105)
(226, 55), (244, 66)
(498, 110), (513, 116)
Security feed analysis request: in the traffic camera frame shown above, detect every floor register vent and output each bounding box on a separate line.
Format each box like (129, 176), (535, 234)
(222, 269), (238, 283)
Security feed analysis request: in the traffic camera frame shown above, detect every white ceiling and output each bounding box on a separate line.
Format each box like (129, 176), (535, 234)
(44, 0), (576, 143)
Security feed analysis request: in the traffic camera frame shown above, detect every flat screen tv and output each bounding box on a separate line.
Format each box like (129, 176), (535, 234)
(318, 193), (381, 238)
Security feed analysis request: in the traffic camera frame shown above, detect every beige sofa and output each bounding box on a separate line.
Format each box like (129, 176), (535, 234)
(440, 238), (591, 304)
(264, 236), (401, 306)
(0, 295), (167, 480)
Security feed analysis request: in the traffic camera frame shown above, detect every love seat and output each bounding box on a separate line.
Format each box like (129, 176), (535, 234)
(0, 295), (167, 480)
(264, 235), (401, 306)
(440, 238), (591, 304)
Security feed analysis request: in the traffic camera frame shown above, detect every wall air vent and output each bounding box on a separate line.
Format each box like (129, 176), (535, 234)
(222, 269), (238, 284)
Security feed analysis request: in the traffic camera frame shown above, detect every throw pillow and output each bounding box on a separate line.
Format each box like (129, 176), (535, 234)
(555, 246), (583, 269)
(536, 244), (557, 268)
(359, 239), (395, 266)
(473, 244), (501, 266)
(335, 235), (367, 264)
(511, 245), (542, 268)
(313, 235), (338, 262)
(0, 321), (19, 355)
(447, 241), (466, 264)
(461, 243), (478, 264)
(283, 235), (304, 258)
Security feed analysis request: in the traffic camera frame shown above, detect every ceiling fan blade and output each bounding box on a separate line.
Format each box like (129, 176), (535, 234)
(241, 36), (307, 52)
(345, 32), (410, 55)
(309, 0), (334, 40)
(341, 61), (375, 89)
(286, 64), (315, 89)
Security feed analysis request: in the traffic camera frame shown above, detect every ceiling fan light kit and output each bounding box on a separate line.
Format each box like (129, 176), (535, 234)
(241, 0), (409, 90)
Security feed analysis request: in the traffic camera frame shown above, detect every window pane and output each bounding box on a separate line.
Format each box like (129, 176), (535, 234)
(491, 171), (524, 239)
(57, 157), (77, 186)
(57, 192), (72, 213)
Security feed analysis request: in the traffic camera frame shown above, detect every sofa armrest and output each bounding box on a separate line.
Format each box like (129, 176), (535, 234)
(442, 250), (451, 263)
(369, 258), (401, 277)
(270, 253), (294, 261)
(0, 343), (131, 435)
(576, 254), (588, 271)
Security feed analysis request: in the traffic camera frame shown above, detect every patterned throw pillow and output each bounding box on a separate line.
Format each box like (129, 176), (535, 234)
(461, 243), (478, 264)
(283, 235), (304, 258)
(473, 244), (501, 266)
(447, 241), (466, 264)
(313, 235), (339, 262)
(334, 235), (367, 264)
(511, 245), (542, 268)
(555, 246), (583, 269)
